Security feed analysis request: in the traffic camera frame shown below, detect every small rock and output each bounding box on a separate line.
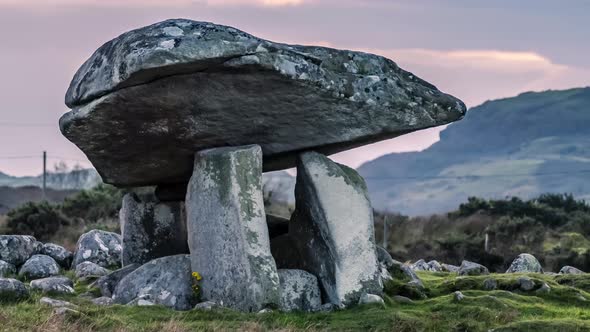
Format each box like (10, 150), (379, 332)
(18, 255), (60, 280)
(72, 230), (122, 268)
(427, 260), (443, 272)
(41, 243), (73, 268)
(96, 264), (139, 297)
(40, 297), (77, 308)
(483, 278), (497, 291)
(278, 269), (322, 312)
(0, 235), (40, 266)
(319, 303), (338, 312)
(0, 278), (28, 301)
(127, 296), (155, 306)
(454, 291), (465, 301)
(441, 263), (460, 273)
(392, 295), (414, 304)
(358, 293), (385, 305)
(506, 253), (543, 273)
(376, 246), (395, 269)
(76, 261), (111, 279)
(411, 259), (429, 271)
(536, 283), (551, 294)
(194, 301), (217, 311)
(458, 260), (489, 276)
(559, 266), (584, 274)
(0, 260), (17, 277)
(30, 276), (74, 294)
(518, 277), (535, 291)
(257, 308), (273, 314)
(91, 297), (115, 306)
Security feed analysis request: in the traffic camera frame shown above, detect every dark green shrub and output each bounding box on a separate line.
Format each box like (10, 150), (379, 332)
(6, 201), (69, 241)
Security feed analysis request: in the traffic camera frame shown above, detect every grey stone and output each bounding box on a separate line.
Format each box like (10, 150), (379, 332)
(41, 243), (73, 268)
(441, 263), (460, 273)
(559, 266), (584, 274)
(358, 293), (384, 305)
(257, 308), (273, 314)
(458, 260), (489, 276)
(19, 255), (60, 280)
(392, 295), (414, 304)
(290, 152), (382, 306)
(0, 278), (28, 301)
(0, 235), (40, 266)
(61, 19), (466, 187)
(113, 254), (194, 311)
(30, 276), (74, 294)
(120, 193), (188, 266)
(92, 296), (115, 306)
(72, 230), (122, 268)
(506, 254), (543, 273)
(40, 297), (77, 308)
(411, 259), (429, 271)
(267, 214), (290, 240)
(453, 291), (465, 301)
(0, 260), (16, 277)
(75, 261), (111, 279)
(319, 303), (338, 312)
(194, 301), (217, 311)
(375, 246), (395, 269)
(536, 283), (551, 294)
(96, 264), (140, 297)
(52, 307), (80, 316)
(518, 277), (535, 291)
(278, 269), (322, 312)
(483, 278), (497, 291)
(186, 145), (280, 312)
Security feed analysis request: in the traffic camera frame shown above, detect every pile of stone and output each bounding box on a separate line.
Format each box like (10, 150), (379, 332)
(39, 19), (467, 312)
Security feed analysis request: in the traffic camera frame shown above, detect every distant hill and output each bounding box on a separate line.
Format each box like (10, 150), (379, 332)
(0, 169), (101, 190)
(359, 87), (590, 215)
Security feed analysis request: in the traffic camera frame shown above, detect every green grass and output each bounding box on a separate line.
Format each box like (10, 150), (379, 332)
(2, 272), (590, 331)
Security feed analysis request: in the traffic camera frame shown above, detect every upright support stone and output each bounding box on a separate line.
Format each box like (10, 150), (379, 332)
(120, 193), (188, 266)
(291, 151), (382, 306)
(186, 145), (280, 312)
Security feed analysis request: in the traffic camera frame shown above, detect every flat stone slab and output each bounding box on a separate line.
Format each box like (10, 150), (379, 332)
(61, 19), (466, 186)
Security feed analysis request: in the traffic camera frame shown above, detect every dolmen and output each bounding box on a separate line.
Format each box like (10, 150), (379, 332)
(60, 19), (466, 312)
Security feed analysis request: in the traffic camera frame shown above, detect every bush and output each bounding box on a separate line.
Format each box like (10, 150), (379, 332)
(60, 184), (124, 222)
(6, 201), (69, 241)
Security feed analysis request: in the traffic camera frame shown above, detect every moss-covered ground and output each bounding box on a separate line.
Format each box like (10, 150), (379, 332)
(2, 272), (590, 331)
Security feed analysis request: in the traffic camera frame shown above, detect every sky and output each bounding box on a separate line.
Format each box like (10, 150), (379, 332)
(0, 0), (588, 176)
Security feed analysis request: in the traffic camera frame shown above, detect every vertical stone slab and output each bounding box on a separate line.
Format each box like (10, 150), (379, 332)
(186, 145), (280, 312)
(291, 151), (382, 306)
(120, 193), (188, 266)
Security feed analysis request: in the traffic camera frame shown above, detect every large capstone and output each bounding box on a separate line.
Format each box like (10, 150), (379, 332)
(186, 145), (280, 312)
(0, 235), (41, 266)
(72, 230), (122, 268)
(120, 193), (188, 266)
(113, 254), (194, 311)
(290, 151), (382, 306)
(60, 19), (466, 187)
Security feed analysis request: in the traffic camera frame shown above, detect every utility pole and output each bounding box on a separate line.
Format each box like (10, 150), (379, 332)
(42, 151), (47, 200)
(382, 215), (388, 249)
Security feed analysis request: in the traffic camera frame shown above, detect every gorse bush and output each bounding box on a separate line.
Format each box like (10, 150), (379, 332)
(6, 201), (69, 241)
(61, 184), (124, 222)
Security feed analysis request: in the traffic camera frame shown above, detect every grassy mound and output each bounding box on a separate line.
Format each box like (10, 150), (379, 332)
(1, 272), (590, 331)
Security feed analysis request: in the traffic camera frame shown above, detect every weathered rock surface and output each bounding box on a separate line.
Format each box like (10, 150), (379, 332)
(186, 145), (280, 312)
(0, 235), (40, 266)
(517, 277), (535, 291)
(441, 263), (460, 273)
(30, 276), (74, 294)
(40, 297), (77, 308)
(120, 193), (188, 266)
(290, 152), (382, 305)
(19, 255), (60, 280)
(113, 254), (194, 311)
(41, 243), (73, 268)
(483, 278), (497, 291)
(96, 264), (140, 297)
(278, 269), (322, 312)
(458, 260), (489, 276)
(75, 261), (111, 279)
(559, 266), (584, 274)
(92, 297), (115, 306)
(411, 259), (442, 272)
(72, 230), (122, 268)
(358, 293), (384, 305)
(506, 254), (543, 273)
(0, 260), (16, 277)
(61, 19), (466, 186)
(0, 278), (28, 300)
